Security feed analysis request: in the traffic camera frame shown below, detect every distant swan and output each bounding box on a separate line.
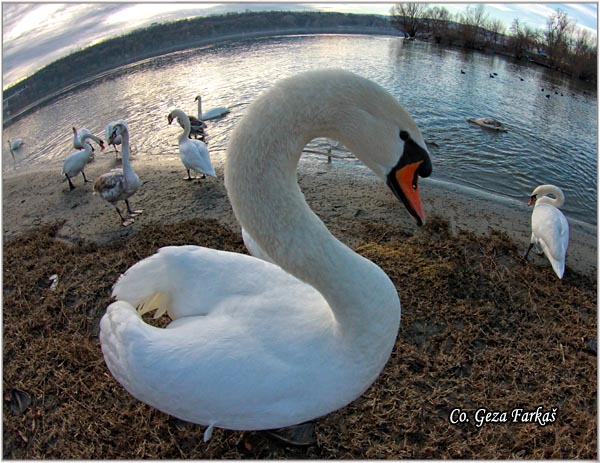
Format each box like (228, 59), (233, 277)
(525, 184), (569, 278)
(100, 69), (432, 441)
(94, 120), (142, 226)
(105, 122), (122, 156)
(168, 108), (215, 180)
(466, 117), (507, 132)
(62, 133), (104, 190)
(195, 95), (230, 120)
(7, 138), (24, 159)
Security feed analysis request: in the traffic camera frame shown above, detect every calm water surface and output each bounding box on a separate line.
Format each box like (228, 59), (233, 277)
(3, 35), (597, 224)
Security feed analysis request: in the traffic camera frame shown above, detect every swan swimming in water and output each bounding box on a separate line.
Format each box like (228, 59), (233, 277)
(94, 120), (142, 226)
(525, 184), (569, 278)
(62, 133), (105, 190)
(100, 69), (432, 441)
(195, 94), (230, 120)
(168, 108), (215, 180)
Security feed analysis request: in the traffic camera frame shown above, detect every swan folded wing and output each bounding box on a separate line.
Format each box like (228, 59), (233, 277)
(100, 295), (342, 430)
(183, 141), (215, 177)
(94, 172), (125, 201)
(112, 245), (316, 321)
(532, 203), (569, 263)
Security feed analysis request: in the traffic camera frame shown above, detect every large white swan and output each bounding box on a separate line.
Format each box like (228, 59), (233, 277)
(168, 108), (215, 180)
(94, 120), (142, 226)
(195, 94), (230, 120)
(100, 69), (432, 441)
(525, 184), (569, 278)
(62, 133), (104, 190)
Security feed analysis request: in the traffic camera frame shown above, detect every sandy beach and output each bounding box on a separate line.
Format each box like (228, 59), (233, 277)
(2, 152), (597, 459)
(3, 152), (597, 276)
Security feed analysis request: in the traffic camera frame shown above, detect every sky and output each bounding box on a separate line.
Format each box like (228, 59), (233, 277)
(2, 2), (598, 89)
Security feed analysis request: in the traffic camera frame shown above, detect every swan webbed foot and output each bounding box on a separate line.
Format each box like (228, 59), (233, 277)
(184, 169), (195, 181)
(266, 422), (316, 447)
(82, 171), (92, 183)
(121, 218), (135, 227)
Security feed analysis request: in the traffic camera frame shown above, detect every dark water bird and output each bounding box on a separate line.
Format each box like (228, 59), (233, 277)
(493, 72), (498, 76)
(460, 69), (466, 74)
(520, 77), (524, 81)
(546, 94), (551, 98)
(489, 73), (495, 78)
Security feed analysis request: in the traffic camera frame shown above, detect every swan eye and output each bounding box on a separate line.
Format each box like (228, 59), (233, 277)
(399, 130), (410, 141)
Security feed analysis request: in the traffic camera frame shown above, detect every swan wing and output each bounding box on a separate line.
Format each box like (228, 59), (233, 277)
(531, 203), (569, 277)
(180, 140), (215, 177)
(100, 246), (351, 430)
(94, 171), (125, 202)
(111, 245), (311, 320)
(201, 107), (230, 120)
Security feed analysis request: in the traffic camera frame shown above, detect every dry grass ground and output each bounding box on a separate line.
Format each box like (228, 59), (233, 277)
(3, 217), (596, 459)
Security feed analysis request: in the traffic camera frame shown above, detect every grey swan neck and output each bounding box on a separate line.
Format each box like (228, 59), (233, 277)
(225, 72), (400, 341)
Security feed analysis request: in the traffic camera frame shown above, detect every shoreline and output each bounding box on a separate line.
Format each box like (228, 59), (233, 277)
(2, 154), (596, 277)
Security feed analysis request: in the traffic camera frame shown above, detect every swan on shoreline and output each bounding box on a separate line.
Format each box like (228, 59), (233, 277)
(168, 108), (215, 180)
(62, 133), (104, 190)
(105, 122), (122, 157)
(525, 184), (569, 278)
(100, 69), (432, 442)
(94, 120), (142, 227)
(7, 138), (24, 159)
(195, 95), (230, 120)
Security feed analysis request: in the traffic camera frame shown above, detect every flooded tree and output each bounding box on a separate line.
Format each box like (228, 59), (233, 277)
(389, 3), (428, 38)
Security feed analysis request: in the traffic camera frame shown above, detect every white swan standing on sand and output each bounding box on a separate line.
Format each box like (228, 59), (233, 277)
(105, 122), (122, 156)
(99, 69), (432, 442)
(7, 138), (24, 159)
(94, 120), (142, 227)
(525, 184), (569, 278)
(62, 133), (104, 190)
(195, 94), (230, 120)
(168, 108), (215, 180)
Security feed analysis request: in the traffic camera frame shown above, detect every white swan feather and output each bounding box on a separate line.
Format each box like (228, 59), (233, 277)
(100, 69), (432, 437)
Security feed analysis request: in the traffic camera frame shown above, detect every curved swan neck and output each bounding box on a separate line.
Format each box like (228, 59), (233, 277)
(534, 185), (564, 208)
(175, 110), (191, 141)
(119, 127), (133, 176)
(196, 96), (202, 119)
(225, 70), (400, 338)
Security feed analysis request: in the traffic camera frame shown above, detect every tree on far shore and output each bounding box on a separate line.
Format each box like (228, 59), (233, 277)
(389, 3), (428, 37)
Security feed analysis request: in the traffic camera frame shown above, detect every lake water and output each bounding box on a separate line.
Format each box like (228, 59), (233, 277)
(3, 34), (597, 225)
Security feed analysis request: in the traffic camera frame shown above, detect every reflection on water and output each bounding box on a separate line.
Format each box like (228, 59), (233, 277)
(3, 35), (597, 224)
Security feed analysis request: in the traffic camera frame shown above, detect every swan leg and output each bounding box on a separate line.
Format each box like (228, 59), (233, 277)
(115, 206), (134, 227)
(184, 169), (194, 181)
(266, 422), (316, 447)
(125, 199), (143, 216)
(65, 174), (76, 191)
(82, 171), (92, 183)
(524, 243), (534, 260)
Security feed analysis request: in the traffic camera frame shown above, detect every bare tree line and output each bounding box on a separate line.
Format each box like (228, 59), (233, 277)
(390, 3), (597, 81)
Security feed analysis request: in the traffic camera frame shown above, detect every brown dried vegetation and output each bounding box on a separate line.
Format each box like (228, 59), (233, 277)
(3, 217), (596, 458)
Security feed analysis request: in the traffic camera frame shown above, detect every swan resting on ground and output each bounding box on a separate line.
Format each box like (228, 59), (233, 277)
(94, 120), (142, 226)
(168, 108), (215, 180)
(62, 133), (104, 190)
(100, 69), (432, 441)
(525, 184), (569, 278)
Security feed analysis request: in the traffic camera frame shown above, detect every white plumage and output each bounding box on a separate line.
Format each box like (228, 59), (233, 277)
(62, 132), (104, 190)
(168, 108), (215, 180)
(105, 122), (122, 156)
(7, 138), (24, 159)
(195, 94), (230, 120)
(99, 69), (432, 440)
(94, 120), (142, 226)
(526, 184), (570, 278)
